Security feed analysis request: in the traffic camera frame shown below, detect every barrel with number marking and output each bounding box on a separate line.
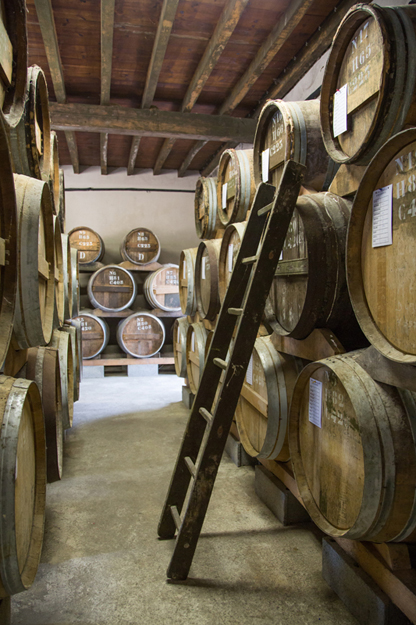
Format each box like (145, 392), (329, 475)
(68, 227), (105, 265)
(116, 312), (165, 358)
(73, 311), (109, 360)
(143, 264), (180, 312)
(87, 265), (137, 312)
(216, 149), (255, 226)
(195, 176), (222, 239)
(120, 228), (161, 265)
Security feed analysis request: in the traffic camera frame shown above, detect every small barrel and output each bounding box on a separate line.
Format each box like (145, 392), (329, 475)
(49, 328), (74, 430)
(186, 322), (208, 394)
(179, 247), (198, 316)
(0, 375), (46, 598)
(218, 222), (247, 303)
(143, 264), (180, 312)
(253, 99), (330, 192)
(0, 0), (28, 128)
(62, 234), (72, 321)
(53, 216), (65, 328)
(73, 311), (109, 360)
(195, 239), (221, 321)
(289, 353), (416, 543)
(173, 316), (190, 377)
(120, 228), (161, 265)
(216, 149), (255, 226)
(26, 346), (63, 483)
(14, 174), (55, 349)
(70, 247), (80, 318)
(88, 265), (136, 312)
(58, 169), (66, 233)
(60, 324), (81, 403)
(68, 227), (105, 265)
(116, 312), (165, 358)
(195, 176), (222, 239)
(320, 4), (416, 165)
(49, 131), (60, 215)
(235, 336), (303, 461)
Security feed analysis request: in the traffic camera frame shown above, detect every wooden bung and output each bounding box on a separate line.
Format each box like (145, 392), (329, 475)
(73, 311), (109, 360)
(218, 222), (246, 303)
(194, 176), (223, 240)
(68, 226), (105, 265)
(195, 239), (221, 321)
(179, 247), (198, 316)
(49, 328), (74, 430)
(143, 264), (180, 312)
(120, 228), (161, 265)
(0, 0), (27, 128)
(88, 264), (136, 312)
(186, 322), (208, 394)
(173, 316), (190, 378)
(117, 312), (165, 358)
(216, 149), (255, 226)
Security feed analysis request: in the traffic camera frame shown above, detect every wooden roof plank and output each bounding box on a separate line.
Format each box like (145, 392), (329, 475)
(100, 0), (116, 174)
(127, 137), (141, 176)
(178, 140), (207, 178)
(100, 133), (109, 176)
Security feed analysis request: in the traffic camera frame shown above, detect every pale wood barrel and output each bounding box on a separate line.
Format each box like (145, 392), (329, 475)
(218, 222), (247, 303)
(61, 234), (72, 321)
(253, 99), (330, 192)
(14, 174), (55, 349)
(289, 353), (416, 543)
(70, 247), (80, 318)
(57, 169), (65, 233)
(173, 316), (190, 377)
(179, 248), (198, 316)
(0, 375), (46, 597)
(88, 264), (136, 312)
(194, 176), (222, 239)
(26, 346), (63, 483)
(68, 227), (105, 265)
(235, 336), (303, 461)
(53, 216), (65, 328)
(49, 329), (74, 430)
(73, 311), (109, 360)
(120, 228), (161, 265)
(116, 312), (165, 358)
(0, 0), (27, 128)
(143, 264), (180, 312)
(195, 239), (222, 321)
(60, 324), (81, 402)
(216, 149), (255, 226)
(186, 322), (208, 394)
(49, 131), (60, 215)
(320, 5), (416, 165)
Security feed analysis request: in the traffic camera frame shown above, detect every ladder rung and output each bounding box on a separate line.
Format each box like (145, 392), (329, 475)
(184, 456), (197, 477)
(199, 407), (213, 423)
(170, 506), (181, 531)
(257, 201), (274, 217)
(228, 307), (243, 316)
(213, 357), (227, 370)
(242, 255), (258, 265)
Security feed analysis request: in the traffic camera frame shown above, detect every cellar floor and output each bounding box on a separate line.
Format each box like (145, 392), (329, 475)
(11, 375), (357, 625)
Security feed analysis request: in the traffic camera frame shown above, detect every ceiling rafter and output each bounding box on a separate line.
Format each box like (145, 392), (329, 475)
(100, 0), (116, 175)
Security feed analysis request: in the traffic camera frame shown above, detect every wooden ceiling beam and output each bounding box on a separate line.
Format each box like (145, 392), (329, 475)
(153, 138), (175, 175)
(178, 141), (207, 178)
(100, 0), (116, 175)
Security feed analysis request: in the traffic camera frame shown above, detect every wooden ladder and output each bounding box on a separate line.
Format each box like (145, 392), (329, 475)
(158, 160), (305, 580)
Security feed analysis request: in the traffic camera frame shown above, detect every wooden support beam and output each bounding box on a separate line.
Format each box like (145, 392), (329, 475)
(127, 137), (141, 176)
(178, 140), (207, 178)
(100, 133), (108, 176)
(100, 0), (116, 175)
(201, 141), (239, 177)
(153, 138), (175, 175)
(64, 131), (80, 174)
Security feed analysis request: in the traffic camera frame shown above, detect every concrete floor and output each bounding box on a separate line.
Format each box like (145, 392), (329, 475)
(11, 375), (357, 625)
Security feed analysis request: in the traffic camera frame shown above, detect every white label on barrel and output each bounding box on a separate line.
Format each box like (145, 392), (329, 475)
(183, 261), (186, 279)
(309, 378), (322, 428)
(202, 256), (206, 280)
(372, 184), (393, 248)
(246, 355), (253, 385)
(222, 183), (228, 209)
(191, 331), (195, 352)
(228, 244), (234, 273)
(333, 84), (348, 137)
(262, 148), (270, 182)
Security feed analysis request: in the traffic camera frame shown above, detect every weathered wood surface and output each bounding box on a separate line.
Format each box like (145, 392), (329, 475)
(328, 163), (366, 197)
(88, 265), (136, 312)
(83, 355), (174, 366)
(195, 239), (222, 320)
(49, 328), (74, 429)
(144, 265), (180, 312)
(270, 328), (345, 361)
(53, 216), (64, 327)
(120, 228), (160, 265)
(173, 317), (190, 378)
(1, 0), (27, 127)
(57, 168), (66, 233)
(117, 312), (165, 358)
(218, 222), (246, 303)
(49, 131), (60, 214)
(186, 321), (208, 394)
(194, 176), (223, 240)
(73, 311), (109, 360)
(60, 324), (81, 402)
(68, 227), (105, 265)
(179, 248), (198, 316)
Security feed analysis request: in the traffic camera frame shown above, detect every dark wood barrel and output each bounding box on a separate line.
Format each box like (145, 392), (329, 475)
(320, 4), (416, 166)
(179, 247), (198, 316)
(144, 264), (180, 312)
(88, 265), (136, 312)
(26, 346), (63, 483)
(73, 311), (109, 360)
(49, 131), (60, 215)
(195, 176), (222, 239)
(0, 375), (46, 597)
(116, 312), (165, 358)
(289, 353), (416, 543)
(61, 234), (72, 321)
(70, 247), (80, 318)
(173, 316), (190, 377)
(68, 227), (105, 266)
(49, 328), (74, 430)
(218, 222), (246, 303)
(253, 99), (330, 192)
(195, 238), (222, 321)
(53, 216), (65, 328)
(60, 324), (81, 403)
(69, 318), (83, 384)
(186, 322), (208, 394)
(216, 149), (255, 226)
(120, 228), (161, 265)
(57, 169), (66, 233)
(235, 336), (303, 461)
(14, 174), (55, 349)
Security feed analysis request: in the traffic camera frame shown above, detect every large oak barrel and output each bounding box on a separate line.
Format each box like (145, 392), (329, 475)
(14, 174), (55, 349)
(173, 316), (190, 377)
(194, 176), (222, 239)
(73, 311), (109, 360)
(57, 169), (66, 233)
(88, 265), (136, 312)
(254, 99), (330, 192)
(49, 329), (74, 430)
(186, 322), (208, 394)
(179, 247), (198, 316)
(195, 239), (221, 321)
(235, 336), (303, 461)
(61, 234), (72, 321)
(68, 227), (105, 266)
(120, 228), (161, 265)
(216, 149), (255, 226)
(26, 346), (63, 483)
(70, 247), (80, 318)
(218, 222), (247, 303)
(0, 0), (27, 128)
(53, 216), (65, 328)
(60, 324), (81, 403)
(320, 5), (416, 165)
(116, 312), (165, 358)
(144, 264), (180, 312)
(49, 131), (60, 215)
(289, 353), (416, 543)
(0, 375), (46, 597)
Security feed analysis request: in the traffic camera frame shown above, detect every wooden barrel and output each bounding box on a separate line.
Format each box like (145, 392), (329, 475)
(53, 216), (65, 328)
(70, 247), (80, 318)
(0, 0), (28, 128)
(320, 5), (416, 165)
(8, 65), (51, 181)
(49, 131), (59, 215)
(49, 328), (74, 430)
(186, 322), (208, 394)
(58, 169), (65, 233)
(68, 227), (105, 265)
(69, 318), (83, 382)
(179, 247), (198, 316)
(61, 234), (72, 321)
(194, 176), (222, 239)
(195, 239), (221, 321)
(143, 264), (180, 312)
(173, 316), (190, 377)
(0, 375), (46, 597)
(253, 99), (330, 192)
(116, 312), (165, 358)
(73, 311), (109, 360)
(218, 222), (247, 303)
(216, 149), (255, 226)
(60, 324), (81, 402)
(120, 228), (161, 265)
(235, 336), (303, 461)
(88, 264), (136, 312)
(289, 353), (416, 543)
(14, 174), (55, 349)
(26, 346), (63, 483)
